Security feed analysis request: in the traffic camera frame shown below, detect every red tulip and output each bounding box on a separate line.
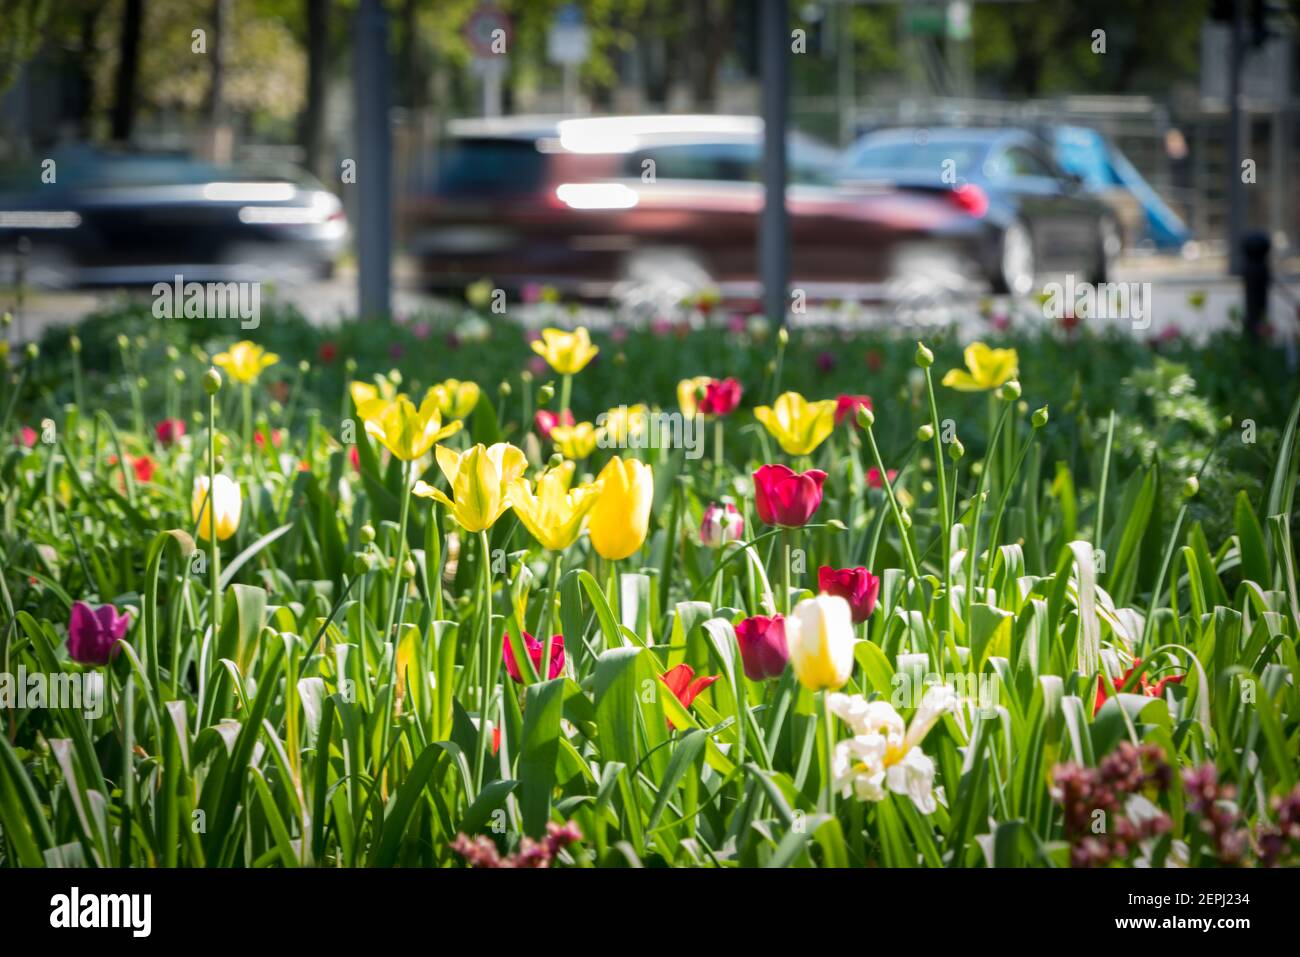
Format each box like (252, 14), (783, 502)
(753, 464), (827, 528)
(503, 631), (565, 683)
(349, 445), (360, 472)
(254, 429), (283, 449)
(68, 601), (130, 666)
(318, 341), (339, 364)
(1093, 658), (1185, 716)
(734, 614), (789, 681)
(865, 466), (897, 490)
(155, 418), (186, 445)
(132, 454), (157, 484)
(534, 409), (575, 440)
(700, 377), (742, 417)
(660, 663), (719, 727)
(817, 565), (880, 624)
(15, 426), (37, 448)
(834, 394), (873, 427)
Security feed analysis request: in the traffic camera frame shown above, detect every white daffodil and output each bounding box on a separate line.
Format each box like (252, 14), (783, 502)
(828, 685), (956, 814)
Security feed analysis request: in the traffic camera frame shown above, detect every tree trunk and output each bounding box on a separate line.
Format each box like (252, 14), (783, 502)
(300, 0), (331, 179)
(110, 0), (143, 143)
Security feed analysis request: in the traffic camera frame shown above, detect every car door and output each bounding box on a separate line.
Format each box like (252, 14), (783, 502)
(986, 142), (1073, 269)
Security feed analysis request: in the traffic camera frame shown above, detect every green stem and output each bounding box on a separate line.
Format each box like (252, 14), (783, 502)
(924, 368), (952, 631)
(821, 690), (836, 815)
(539, 549), (562, 679)
(863, 426), (920, 580)
(383, 465), (412, 643)
(781, 529), (793, 616)
(964, 401), (1015, 642)
(207, 392), (221, 637)
(559, 374), (572, 417)
(474, 529), (495, 790)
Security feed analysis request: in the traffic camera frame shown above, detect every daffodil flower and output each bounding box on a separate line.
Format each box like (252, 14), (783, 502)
(414, 442), (526, 532)
(941, 342), (1019, 392)
(363, 393), (462, 462)
(530, 326), (599, 376)
(550, 422), (599, 461)
(754, 391), (837, 457)
(213, 341), (278, 384)
(510, 460), (600, 551)
(427, 378), (481, 421)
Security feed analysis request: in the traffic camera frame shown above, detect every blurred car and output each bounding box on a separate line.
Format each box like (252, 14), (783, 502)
(404, 115), (1026, 306)
(840, 127), (1122, 294)
(0, 146), (348, 287)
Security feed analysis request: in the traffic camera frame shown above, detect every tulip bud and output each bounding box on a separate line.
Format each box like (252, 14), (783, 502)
(900, 509), (912, 529)
(345, 357), (357, 375)
(166, 345), (180, 361)
(999, 379), (1021, 402)
(548, 452), (565, 469)
(537, 383), (555, 406)
(1219, 414), (1233, 431)
(69, 334), (81, 354)
(296, 359), (309, 374)
(24, 342), (38, 362)
(353, 552), (375, 574)
(855, 404), (875, 429)
(1182, 475), (1199, 499)
(700, 501), (744, 548)
(174, 369), (186, 384)
(1032, 406), (1050, 429)
(777, 326), (789, 348)
(116, 334), (129, 350)
(214, 454), (225, 471)
(402, 558), (417, 579)
(915, 341), (934, 368)
(916, 423), (935, 442)
(498, 379), (512, 397)
(948, 437), (965, 460)
(359, 523), (376, 544)
(787, 594), (855, 692)
(203, 368), (223, 395)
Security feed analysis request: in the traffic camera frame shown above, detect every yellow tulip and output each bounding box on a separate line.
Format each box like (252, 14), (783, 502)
(787, 594), (855, 691)
(350, 377), (398, 419)
(427, 379), (481, 421)
(600, 404), (648, 446)
(414, 442), (526, 532)
(192, 474), (242, 542)
(754, 391), (837, 456)
(588, 456), (653, 561)
(213, 341), (278, 384)
(510, 460), (600, 551)
(550, 422), (599, 461)
(363, 392), (462, 462)
(941, 342), (1020, 392)
(677, 376), (711, 418)
(530, 326), (599, 375)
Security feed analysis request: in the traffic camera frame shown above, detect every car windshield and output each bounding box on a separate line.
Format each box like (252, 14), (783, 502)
(841, 138), (989, 181)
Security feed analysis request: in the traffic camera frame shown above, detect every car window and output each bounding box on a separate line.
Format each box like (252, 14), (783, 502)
(990, 146), (1054, 179)
(435, 139), (546, 198)
(624, 140), (834, 186)
(840, 139), (988, 183)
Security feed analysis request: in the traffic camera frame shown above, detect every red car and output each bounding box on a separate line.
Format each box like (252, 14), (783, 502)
(404, 115), (1003, 306)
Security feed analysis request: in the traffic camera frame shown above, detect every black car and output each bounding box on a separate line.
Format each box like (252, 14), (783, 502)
(0, 146), (348, 287)
(839, 127), (1122, 295)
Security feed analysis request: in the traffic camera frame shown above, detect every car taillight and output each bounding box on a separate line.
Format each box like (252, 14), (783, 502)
(949, 184), (988, 218)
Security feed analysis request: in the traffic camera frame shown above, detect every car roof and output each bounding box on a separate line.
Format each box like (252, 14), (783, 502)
(852, 126), (1038, 150)
(448, 114), (765, 152)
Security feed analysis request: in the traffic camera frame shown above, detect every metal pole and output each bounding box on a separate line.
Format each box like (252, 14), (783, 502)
(1228, 0), (1245, 275)
(759, 0), (790, 325)
(355, 0), (392, 319)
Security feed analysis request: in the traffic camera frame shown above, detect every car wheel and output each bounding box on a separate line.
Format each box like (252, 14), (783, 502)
(1088, 216), (1121, 285)
(993, 219), (1035, 296)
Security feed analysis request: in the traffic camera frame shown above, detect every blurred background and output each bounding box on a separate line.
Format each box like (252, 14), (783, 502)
(0, 0), (1297, 336)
